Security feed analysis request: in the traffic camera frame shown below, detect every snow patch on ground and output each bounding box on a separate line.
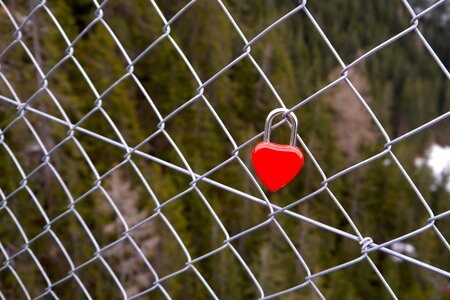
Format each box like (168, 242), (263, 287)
(415, 144), (450, 191)
(390, 242), (416, 262)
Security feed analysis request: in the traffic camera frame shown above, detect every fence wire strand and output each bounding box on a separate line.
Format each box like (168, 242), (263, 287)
(0, 0), (449, 299)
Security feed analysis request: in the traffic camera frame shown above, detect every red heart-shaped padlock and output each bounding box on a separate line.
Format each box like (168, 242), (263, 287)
(252, 142), (304, 192)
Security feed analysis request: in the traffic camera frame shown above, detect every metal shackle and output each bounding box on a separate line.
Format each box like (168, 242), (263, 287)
(263, 108), (298, 147)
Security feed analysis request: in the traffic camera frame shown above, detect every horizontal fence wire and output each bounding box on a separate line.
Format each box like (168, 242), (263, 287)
(0, 0), (449, 299)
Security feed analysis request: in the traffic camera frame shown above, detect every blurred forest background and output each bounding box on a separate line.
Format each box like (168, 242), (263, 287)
(0, 0), (449, 299)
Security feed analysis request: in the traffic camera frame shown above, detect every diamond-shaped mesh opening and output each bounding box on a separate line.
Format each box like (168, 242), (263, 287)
(0, 89), (17, 127)
(359, 34), (450, 139)
(160, 267), (215, 299)
(387, 120), (450, 214)
(50, 211), (97, 267)
(165, 0), (245, 80)
(45, 1), (98, 42)
(126, 215), (161, 264)
(306, 0), (412, 64)
(8, 250), (49, 299)
(194, 245), (260, 299)
(1, 118), (46, 174)
(74, 122), (127, 175)
(4, 188), (47, 239)
(0, 144), (24, 196)
(197, 155), (264, 200)
(194, 180), (270, 236)
(75, 187), (127, 248)
(0, 207), (27, 260)
(155, 0), (195, 20)
(435, 216), (450, 242)
(100, 0), (164, 58)
(76, 258), (124, 298)
(380, 245), (450, 299)
(275, 189), (357, 235)
(229, 220), (309, 296)
(2, 1), (39, 25)
(138, 214), (189, 278)
(0, 6), (16, 38)
(276, 212), (362, 273)
(27, 231), (71, 283)
(412, 3), (450, 71)
(160, 188), (227, 257)
(328, 156), (432, 242)
(163, 99), (236, 174)
(17, 7), (69, 74)
(222, 0), (305, 38)
(132, 37), (198, 117)
(50, 276), (91, 300)
(44, 136), (97, 200)
(0, 42), (40, 102)
(228, 7), (342, 107)
(25, 163), (70, 220)
(278, 78), (388, 176)
(197, 57), (274, 145)
(102, 166), (158, 225)
(39, 57), (98, 122)
(70, 21), (130, 93)
(126, 134), (194, 203)
(23, 90), (69, 125)
(0, 265), (30, 299)
(401, 224), (450, 269)
(317, 258), (395, 300)
(97, 76), (157, 147)
(102, 238), (155, 297)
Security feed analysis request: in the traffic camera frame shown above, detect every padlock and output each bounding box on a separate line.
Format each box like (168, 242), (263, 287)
(252, 108), (304, 192)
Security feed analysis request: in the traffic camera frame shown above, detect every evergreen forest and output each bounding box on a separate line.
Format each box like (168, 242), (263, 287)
(0, 0), (449, 299)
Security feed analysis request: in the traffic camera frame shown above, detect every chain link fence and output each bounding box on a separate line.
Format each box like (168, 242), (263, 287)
(0, 0), (449, 299)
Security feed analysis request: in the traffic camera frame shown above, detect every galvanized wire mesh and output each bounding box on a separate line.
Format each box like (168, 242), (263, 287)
(0, 0), (449, 299)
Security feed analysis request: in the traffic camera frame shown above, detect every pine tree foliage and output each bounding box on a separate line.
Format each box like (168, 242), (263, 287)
(0, 0), (449, 299)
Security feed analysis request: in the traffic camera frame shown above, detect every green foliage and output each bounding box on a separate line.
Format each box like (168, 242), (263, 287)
(0, 0), (449, 299)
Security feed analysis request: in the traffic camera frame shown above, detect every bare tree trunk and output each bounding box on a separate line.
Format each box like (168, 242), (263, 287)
(30, 0), (55, 200)
(254, 44), (273, 106)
